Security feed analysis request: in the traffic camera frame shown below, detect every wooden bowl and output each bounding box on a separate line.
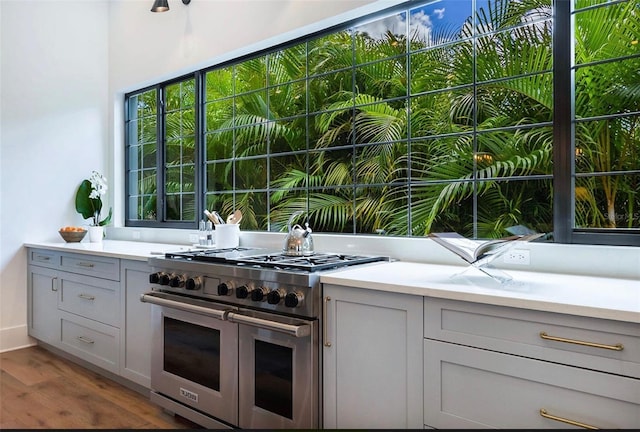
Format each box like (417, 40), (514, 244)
(59, 229), (87, 243)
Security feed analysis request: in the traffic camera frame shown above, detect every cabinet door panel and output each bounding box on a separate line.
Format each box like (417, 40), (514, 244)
(60, 314), (119, 374)
(60, 254), (120, 280)
(424, 339), (640, 429)
(58, 275), (119, 326)
(323, 284), (422, 429)
(120, 260), (153, 387)
(28, 249), (60, 269)
(28, 266), (61, 344)
(424, 298), (640, 378)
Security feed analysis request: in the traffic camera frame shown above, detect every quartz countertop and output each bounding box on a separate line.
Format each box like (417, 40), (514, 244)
(25, 240), (639, 323)
(24, 240), (191, 261)
(320, 261), (640, 323)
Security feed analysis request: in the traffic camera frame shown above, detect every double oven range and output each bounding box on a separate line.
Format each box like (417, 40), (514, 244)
(141, 247), (387, 429)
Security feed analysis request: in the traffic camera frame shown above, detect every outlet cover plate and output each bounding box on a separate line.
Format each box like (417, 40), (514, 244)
(503, 249), (530, 265)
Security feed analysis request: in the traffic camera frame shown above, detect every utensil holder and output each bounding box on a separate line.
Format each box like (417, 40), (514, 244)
(215, 224), (240, 248)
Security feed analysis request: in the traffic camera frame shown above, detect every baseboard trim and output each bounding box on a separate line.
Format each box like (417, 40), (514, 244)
(0, 325), (36, 353)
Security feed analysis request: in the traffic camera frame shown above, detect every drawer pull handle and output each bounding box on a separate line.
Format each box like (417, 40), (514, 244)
(51, 277), (58, 292)
(539, 332), (623, 351)
(76, 262), (95, 268)
(540, 409), (598, 429)
(37, 255), (51, 261)
(78, 293), (96, 301)
(76, 336), (95, 345)
(323, 296), (331, 347)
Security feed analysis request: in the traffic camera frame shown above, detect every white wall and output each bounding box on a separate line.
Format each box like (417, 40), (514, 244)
(0, 0), (110, 351)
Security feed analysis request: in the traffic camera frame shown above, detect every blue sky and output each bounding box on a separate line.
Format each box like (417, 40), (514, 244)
(356, 0), (492, 44)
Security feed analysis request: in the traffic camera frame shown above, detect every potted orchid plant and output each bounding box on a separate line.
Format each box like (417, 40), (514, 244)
(75, 171), (112, 241)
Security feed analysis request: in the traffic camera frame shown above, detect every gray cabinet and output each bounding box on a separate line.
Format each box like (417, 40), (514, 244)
(119, 259), (153, 388)
(28, 247), (155, 389)
(58, 270), (120, 327)
(60, 312), (120, 373)
(27, 248), (122, 374)
(322, 284), (423, 429)
(27, 264), (60, 344)
(423, 297), (640, 429)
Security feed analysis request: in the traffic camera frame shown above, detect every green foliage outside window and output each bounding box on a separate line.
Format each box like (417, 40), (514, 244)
(125, 0), (640, 242)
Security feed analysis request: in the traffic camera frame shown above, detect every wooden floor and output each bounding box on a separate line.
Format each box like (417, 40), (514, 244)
(0, 345), (202, 429)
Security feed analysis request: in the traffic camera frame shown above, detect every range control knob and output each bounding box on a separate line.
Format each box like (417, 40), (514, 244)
(158, 273), (171, 285)
(169, 274), (186, 288)
(217, 281), (234, 296)
(185, 276), (202, 291)
(284, 291), (304, 308)
(251, 286), (269, 302)
(236, 284), (250, 299)
(267, 289), (287, 305)
(149, 272), (163, 284)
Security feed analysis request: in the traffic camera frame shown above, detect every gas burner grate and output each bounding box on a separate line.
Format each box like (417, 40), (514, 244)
(231, 253), (388, 272)
(165, 247), (258, 262)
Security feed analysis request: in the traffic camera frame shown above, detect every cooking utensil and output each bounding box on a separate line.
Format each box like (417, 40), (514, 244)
(283, 210), (314, 256)
(212, 211), (226, 224)
(227, 209), (243, 224)
(204, 210), (218, 225)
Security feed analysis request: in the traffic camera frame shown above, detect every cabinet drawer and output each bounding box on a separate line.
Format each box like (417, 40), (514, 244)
(424, 297), (640, 378)
(59, 274), (119, 327)
(28, 249), (60, 269)
(60, 314), (119, 374)
(60, 253), (119, 280)
(424, 339), (640, 429)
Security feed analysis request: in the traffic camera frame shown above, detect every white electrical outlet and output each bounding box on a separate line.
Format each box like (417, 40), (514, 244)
(503, 249), (530, 265)
(132, 231), (141, 240)
(189, 234), (199, 243)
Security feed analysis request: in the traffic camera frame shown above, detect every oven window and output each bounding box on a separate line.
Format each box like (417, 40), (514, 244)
(163, 317), (221, 391)
(254, 340), (293, 419)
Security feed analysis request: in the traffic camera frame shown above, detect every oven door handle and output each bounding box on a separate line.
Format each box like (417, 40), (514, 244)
(226, 311), (311, 337)
(140, 292), (229, 320)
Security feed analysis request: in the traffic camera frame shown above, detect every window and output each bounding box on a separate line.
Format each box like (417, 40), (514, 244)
(126, 78), (197, 228)
(125, 0), (640, 246)
(568, 0), (640, 245)
(126, 88), (158, 222)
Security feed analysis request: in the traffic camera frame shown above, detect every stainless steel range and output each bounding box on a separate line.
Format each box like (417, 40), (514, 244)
(141, 247), (388, 429)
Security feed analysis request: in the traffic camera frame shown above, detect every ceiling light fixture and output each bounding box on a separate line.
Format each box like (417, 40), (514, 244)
(151, 0), (191, 13)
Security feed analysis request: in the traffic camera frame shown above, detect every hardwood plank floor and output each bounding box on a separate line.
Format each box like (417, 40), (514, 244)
(0, 346), (202, 429)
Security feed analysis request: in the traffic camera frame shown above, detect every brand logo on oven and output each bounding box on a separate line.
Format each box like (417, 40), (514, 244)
(179, 387), (199, 403)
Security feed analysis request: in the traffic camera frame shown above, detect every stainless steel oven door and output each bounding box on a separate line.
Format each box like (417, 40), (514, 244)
(143, 291), (239, 426)
(228, 309), (318, 429)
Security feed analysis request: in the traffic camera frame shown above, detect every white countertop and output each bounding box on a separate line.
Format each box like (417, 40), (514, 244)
(320, 261), (640, 323)
(25, 241), (639, 323)
(24, 240), (192, 261)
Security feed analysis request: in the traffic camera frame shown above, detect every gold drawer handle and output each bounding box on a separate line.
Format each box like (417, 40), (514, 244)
(76, 336), (95, 345)
(76, 262), (95, 268)
(540, 409), (598, 429)
(78, 293), (96, 301)
(323, 296), (331, 347)
(540, 332), (623, 351)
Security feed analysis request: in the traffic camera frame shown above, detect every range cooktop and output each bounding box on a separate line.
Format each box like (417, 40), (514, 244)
(162, 247), (388, 272)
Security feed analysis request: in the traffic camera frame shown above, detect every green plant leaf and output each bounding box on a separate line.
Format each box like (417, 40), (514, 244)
(75, 180), (99, 220)
(99, 208), (112, 226)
